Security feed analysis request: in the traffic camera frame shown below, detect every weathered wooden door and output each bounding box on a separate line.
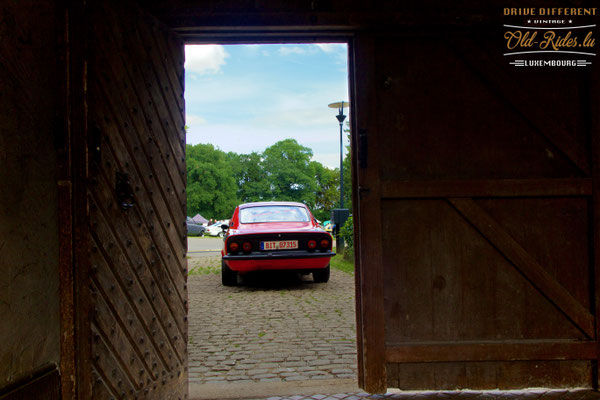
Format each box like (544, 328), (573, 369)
(352, 32), (597, 393)
(86, 1), (188, 398)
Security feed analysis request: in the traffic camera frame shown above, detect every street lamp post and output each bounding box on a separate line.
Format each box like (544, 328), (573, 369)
(337, 105), (346, 208)
(328, 101), (349, 253)
(328, 101), (349, 208)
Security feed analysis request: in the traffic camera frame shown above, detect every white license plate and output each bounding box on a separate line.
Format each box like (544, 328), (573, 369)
(260, 240), (298, 250)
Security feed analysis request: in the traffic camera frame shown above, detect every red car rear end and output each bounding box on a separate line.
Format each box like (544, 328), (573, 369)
(221, 202), (335, 285)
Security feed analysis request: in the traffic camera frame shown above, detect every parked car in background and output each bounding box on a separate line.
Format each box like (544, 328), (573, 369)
(186, 217), (206, 237)
(205, 222), (228, 238)
(221, 201), (335, 286)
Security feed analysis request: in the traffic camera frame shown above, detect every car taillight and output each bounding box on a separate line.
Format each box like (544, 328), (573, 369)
(242, 241), (252, 252)
(228, 241), (239, 253)
(320, 239), (329, 249)
(308, 240), (317, 250)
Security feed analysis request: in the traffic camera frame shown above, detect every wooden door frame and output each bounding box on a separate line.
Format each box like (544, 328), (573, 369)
(59, 6), (389, 395)
(58, 1), (92, 399)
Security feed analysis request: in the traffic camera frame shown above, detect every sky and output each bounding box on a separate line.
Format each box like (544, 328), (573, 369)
(184, 43), (349, 169)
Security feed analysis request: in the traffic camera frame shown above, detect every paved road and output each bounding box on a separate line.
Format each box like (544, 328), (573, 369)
(188, 237), (223, 258)
(185, 257), (600, 400)
(187, 255), (357, 389)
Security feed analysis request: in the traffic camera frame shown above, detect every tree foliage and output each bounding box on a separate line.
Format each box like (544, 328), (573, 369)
(186, 143), (239, 219)
(262, 139), (317, 204)
(311, 161), (339, 221)
(342, 127), (352, 212)
(227, 151), (270, 203)
(339, 215), (354, 259)
(186, 138), (352, 221)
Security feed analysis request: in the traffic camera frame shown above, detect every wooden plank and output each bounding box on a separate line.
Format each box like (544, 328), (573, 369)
(91, 279), (157, 384)
(0, 366), (60, 400)
(381, 178), (593, 199)
(449, 198), (595, 339)
(102, 5), (187, 171)
(91, 65), (187, 299)
(69, 1), (93, 399)
(347, 37), (365, 391)
(390, 360), (593, 390)
(56, 2), (76, 397)
(89, 197), (185, 369)
(135, 12), (186, 150)
(382, 199), (587, 344)
(87, 2), (188, 399)
(352, 33), (387, 394)
(590, 51), (600, 389)
(91, 92), (187, 304)
(92, 23), (188, 235)
(91, 327), (137, 400)
(57, 180), (75, 400)
(91, 149), (187, 335)
(449, 37), (590, 175)
(386, 341), (597, 363)
(99, 7), (187, 209)
(150, 8), (503, 32)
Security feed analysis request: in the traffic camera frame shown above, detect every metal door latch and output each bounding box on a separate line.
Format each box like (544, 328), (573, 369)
(116, 171), (135, 211)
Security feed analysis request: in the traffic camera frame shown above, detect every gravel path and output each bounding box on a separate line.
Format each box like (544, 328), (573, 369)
(187, 256), (357, 385)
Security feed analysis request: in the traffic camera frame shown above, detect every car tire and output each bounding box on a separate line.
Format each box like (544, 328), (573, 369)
(313, 264), (330, 283)
(222, 260), (237, 286)
(218, 231), (225, 238)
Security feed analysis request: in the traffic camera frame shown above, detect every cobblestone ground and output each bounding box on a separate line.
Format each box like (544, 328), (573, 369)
(259, 390), (600, 400)
(188, 256), (357, 385)
(187, 257), (599, 400)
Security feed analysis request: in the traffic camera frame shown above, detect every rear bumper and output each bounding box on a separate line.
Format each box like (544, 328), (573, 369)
(223, 251), (335, 272)
(223, 250), (334, 260)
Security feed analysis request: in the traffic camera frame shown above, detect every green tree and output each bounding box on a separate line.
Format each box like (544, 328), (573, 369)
(311, 161), (339, 221)
(261, 139), (317, 205)
(339, 215), (354, 259)
(186, 143), (239, 219)
(342, 127), (353, 211)
(227, 151), (270, 203)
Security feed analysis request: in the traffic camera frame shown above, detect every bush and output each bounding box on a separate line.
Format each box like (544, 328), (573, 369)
(339, 216), (354, 259)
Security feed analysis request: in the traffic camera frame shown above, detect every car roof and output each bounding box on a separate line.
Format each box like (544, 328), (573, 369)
(239, 201), (308, 209)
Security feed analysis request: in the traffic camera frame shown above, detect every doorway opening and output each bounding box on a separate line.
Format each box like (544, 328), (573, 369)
(183, 42), (357, 398)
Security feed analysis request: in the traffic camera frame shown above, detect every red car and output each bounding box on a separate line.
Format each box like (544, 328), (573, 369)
(221, 201), (335, 286)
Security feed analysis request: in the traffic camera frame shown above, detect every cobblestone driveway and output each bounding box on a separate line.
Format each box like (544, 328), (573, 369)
(188, 256), (357, 385)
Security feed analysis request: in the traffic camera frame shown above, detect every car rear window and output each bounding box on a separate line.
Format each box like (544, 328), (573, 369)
(240, 206), (310, 223)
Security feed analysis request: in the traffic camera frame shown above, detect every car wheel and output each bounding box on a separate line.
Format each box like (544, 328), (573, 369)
(221, 259), (237, 286)
(218, 231), (225, 238)
(313, 264), (330, 283)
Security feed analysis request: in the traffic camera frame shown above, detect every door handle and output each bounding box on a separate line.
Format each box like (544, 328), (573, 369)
(115, 171), (135, 211)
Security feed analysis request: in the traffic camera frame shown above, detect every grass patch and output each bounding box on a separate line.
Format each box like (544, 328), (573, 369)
(188, 257), (221, 275)
(331, 255), (355, 275)
(188, 265), (220, 275)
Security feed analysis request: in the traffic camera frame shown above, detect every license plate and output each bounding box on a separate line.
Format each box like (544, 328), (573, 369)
(260, 240), (298, 250)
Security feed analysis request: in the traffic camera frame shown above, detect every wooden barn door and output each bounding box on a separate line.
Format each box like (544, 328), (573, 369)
(353, 32), (597, 393)
(86, 1), (188, 398)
